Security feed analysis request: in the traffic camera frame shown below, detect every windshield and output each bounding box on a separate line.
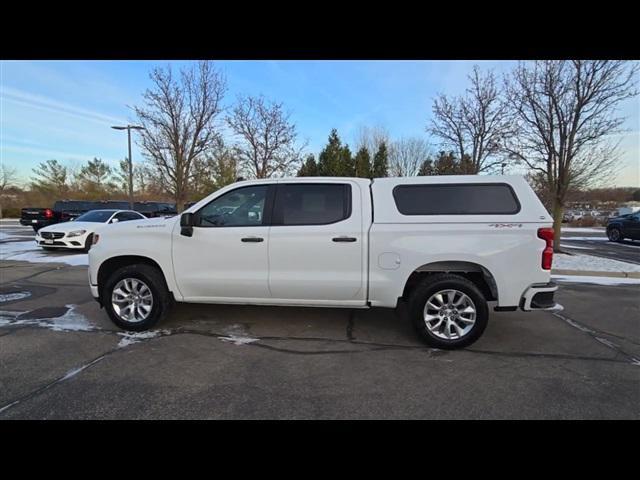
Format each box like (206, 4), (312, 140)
(74, 210), (116, 223)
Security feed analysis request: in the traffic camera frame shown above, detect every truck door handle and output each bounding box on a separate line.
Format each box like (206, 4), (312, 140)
(241, 237), (264, 243)
(332, 236), (357, 242)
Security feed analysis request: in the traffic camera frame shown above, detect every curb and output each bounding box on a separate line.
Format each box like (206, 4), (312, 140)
(552, 269), (640, 279)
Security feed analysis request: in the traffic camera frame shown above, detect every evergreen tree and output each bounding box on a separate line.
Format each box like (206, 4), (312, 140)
(417, 151), (476, 176)
(31, 159), (69, 196)
(78, 158), (113, 185)
(341, 144), (355, 177)
(372, 142), (389, 177)
(297, 154), (319, 176)
(317, 129), (343, 176)
(317, 129), (354, 176)
(354, 147), (372, 178)
(76, 158), (115, 198)
(418, 159), (435, 176)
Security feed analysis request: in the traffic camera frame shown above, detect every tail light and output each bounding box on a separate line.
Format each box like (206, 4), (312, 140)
(44, 208), (54, 219)
(537, 227), (554, 270)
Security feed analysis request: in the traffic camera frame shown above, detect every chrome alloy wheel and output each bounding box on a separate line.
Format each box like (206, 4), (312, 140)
(111, 278), (153, 323)
(423, 289), (476, 340)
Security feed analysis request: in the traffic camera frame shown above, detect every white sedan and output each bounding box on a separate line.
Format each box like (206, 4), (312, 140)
(36, 209), (146, 252)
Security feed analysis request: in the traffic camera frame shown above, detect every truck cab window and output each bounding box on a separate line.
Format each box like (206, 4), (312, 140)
(273, 184), (351, 225)
(197, 185), (268, 227)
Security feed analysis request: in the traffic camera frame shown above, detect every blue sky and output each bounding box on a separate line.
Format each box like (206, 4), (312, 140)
(1, 60), (638, 186)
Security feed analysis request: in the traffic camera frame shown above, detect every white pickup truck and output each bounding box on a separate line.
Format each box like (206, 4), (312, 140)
(88, 175), (559, 349)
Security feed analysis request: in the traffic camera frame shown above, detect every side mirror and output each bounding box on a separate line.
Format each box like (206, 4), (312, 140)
(111, 218), (119, 223)
(180, 212), (194, 237)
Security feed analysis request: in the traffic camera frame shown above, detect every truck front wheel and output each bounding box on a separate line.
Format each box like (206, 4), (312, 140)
(408, 273), (488, 349)
(102, 264), (171, 331)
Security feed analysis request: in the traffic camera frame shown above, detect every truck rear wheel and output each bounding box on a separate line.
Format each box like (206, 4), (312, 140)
(408, 273), (488, 349)
(102, 264), (171, 331)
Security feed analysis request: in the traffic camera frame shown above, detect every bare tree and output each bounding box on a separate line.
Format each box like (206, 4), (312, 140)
(355, 125), (390, 157)
(389, 137), (431, 176)
(134, 61), (227, 212)
(227, 95), (304, 178)
(0, 164), (18, 218)
(190, 138), (239, 198)
(504, 60), (639, 250)
(428, 65), (512, 173)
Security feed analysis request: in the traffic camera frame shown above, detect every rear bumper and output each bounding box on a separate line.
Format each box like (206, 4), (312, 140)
(520, 282), (561, 311)
(21, 219), (54, 227)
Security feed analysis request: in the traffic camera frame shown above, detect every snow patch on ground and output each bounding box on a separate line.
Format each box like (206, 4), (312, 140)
(0, 304), (96, 331)
(560, 244), (594, 250)
(560, 236), (608, 242)
(0, 231), (34, 241)
(218, 323), (258, 345)
(117, 330), (171, 348)
(552, 275), (640, 286)
(219, 334), (259, 345)
(561, 227), (605, 233)
(553, 253), (640, 272)
(0, 291), (31, 303)
(0, 240), (88, 266)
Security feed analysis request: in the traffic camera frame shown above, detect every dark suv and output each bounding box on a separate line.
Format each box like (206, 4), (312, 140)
(606, 212), (640, 242)
(134, 202), (177, 218)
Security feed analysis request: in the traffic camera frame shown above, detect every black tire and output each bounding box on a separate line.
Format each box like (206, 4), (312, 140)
(408, 273), (488, 349)
(82, 233), (93, 253)
(102, 264), (171, 331)
(607, 228), (623, 242)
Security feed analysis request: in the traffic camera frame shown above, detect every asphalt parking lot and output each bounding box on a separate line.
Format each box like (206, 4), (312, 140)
(561, 227), (640, 264)
(1, 222), (639, 419)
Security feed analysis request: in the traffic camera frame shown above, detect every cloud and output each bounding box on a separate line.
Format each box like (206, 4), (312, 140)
(1, 144), (118, 163)
(1, 86), (127, 126)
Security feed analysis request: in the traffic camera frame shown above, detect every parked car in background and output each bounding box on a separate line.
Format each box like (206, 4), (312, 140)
(134, 201), (178, 218)
(20, 200), (97, 232)
(606, 211), (640, 242)
(20, 200), (178, 231)
(36, 209), (146, 252)
(89, 175), (559, 349)
(615, 206), (640, 216)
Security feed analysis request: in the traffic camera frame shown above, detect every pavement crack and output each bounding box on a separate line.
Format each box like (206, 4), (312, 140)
(0, 350), (116, 417)
(465, 347), (630, 365)
(552, 311), (640, 366)
(6, 267), (69, 283)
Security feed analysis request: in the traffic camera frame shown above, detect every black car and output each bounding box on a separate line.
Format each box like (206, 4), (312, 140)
(20, 200), (97, 232)
(606, 212), (640, 242)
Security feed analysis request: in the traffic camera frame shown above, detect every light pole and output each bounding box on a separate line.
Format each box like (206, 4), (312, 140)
(112, 125), (145, 209)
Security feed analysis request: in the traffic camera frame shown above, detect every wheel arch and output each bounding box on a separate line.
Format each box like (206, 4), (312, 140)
(400, 260), (498, 303)
(97, 255), (171, 301)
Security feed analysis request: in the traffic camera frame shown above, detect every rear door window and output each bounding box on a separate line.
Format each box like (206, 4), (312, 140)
(393, 183), (520, 215)
(273, 184), (351, 225)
